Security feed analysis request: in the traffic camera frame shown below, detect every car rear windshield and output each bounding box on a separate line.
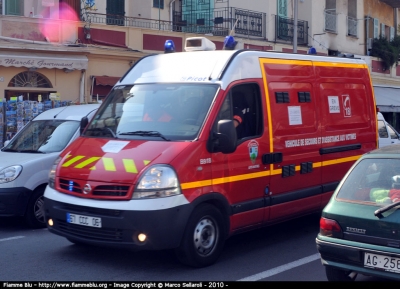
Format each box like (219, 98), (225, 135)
(336, 158), (400, 206)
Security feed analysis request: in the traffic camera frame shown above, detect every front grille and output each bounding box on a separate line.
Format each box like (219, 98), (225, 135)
(60, 203), (122, 217)
(57, 219), (123, 241)
(59, 179), (82, 193)
(93, 185), (130, 197)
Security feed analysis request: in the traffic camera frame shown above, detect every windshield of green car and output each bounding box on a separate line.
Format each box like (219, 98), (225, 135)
(336, 158), (400, 206)
(84, 84), (218, 141)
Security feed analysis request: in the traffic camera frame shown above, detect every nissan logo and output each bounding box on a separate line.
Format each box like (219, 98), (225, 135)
(83, 184), (92, 194)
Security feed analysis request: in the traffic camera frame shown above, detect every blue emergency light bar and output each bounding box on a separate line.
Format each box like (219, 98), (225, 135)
(165, 40), (175, 53)
(223, 36), (237, 50)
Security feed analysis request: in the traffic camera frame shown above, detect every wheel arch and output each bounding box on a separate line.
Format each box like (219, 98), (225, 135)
(188, 192), (231, 239)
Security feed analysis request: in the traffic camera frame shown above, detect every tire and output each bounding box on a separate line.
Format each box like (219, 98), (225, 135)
(325, 266), (357, 281)
(24, 187), (46, 229)
(174, 204), (226, 268)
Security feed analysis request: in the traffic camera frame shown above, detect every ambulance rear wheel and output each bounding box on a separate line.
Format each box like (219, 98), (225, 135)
(175, 204), (225, 267)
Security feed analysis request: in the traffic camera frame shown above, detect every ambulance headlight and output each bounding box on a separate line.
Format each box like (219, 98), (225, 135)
(0, 165), (22, 184)
(133, 166), (181, 199)
(48, 156), (62, 189)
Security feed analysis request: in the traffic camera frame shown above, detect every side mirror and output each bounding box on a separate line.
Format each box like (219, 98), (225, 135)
(215, 120), (237, 154)
(80, 116), (89, 135)
(3, 140), (10, 147)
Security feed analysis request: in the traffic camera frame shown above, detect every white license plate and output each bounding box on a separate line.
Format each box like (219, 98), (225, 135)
(66, 213), (102, 228)
(364, 252), (400, 273)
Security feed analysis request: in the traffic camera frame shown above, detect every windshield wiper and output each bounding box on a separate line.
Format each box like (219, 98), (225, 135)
(1, 148), (19, 152)
(374, 201), (400, 218)
(85, 127), (117, 138)
(118, 131), (170, 141)
(1, 149), (19, 153)
(19, 150), (45, 154)
(1, 148), (44, 153)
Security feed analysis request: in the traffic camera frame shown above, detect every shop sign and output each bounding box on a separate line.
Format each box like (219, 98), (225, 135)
(0, 52), (88, 70)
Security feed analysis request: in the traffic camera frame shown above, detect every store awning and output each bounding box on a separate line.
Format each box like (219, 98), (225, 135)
(0, 51), (88, 70)
(374, 85), (400, 113)
(94, 76), (120, 86)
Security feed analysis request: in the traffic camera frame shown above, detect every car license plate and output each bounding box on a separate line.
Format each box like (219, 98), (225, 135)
(364, 252), (400, 273)
(66, 213), (102, 228)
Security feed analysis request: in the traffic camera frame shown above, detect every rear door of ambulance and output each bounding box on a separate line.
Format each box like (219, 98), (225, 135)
(260, 57), (323, 222)
(317, 61), (377, 206)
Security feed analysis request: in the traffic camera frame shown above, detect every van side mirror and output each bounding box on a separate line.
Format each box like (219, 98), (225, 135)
(80, 116), (89, 135)
(207, 120), (237, 154)
(3, 140), (10, 147)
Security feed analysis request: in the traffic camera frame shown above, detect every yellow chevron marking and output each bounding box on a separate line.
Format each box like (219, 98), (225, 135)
(90, 166), (96, 170)
(74, 157), (101, 169)
(123, 159), (138, 173)
(62, 156), (85, 167)
(144, 160), (151, 165)
(102, 158), (116, 171)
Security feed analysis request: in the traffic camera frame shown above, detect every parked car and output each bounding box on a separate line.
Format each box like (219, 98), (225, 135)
(316, 144), (400, 281)
(377, 112), (400, 147)
(0, 104), (99, 228)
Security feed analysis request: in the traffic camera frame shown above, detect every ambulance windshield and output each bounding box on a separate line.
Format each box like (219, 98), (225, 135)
(84, 84), (218, 141)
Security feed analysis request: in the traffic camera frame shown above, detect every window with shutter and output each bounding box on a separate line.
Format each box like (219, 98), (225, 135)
(390, 27), (395, 41)
(106, 0), (125, 26)
(277, 0), (287, 17)
(6, 0), (22, 16)
(153, 0), (164, 9)
(373, 18), (379, 38)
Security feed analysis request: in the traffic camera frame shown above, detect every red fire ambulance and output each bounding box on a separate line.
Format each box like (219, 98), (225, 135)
(44, 37), (378, 267)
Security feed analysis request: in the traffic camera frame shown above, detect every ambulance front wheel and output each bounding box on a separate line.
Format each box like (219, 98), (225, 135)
(174, 204), (226, 267)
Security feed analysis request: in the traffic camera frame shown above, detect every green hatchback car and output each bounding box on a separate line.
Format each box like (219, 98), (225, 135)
(316, 145), (400, 281)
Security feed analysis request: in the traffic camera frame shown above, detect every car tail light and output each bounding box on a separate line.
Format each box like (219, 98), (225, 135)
(319, 217), (343, 238)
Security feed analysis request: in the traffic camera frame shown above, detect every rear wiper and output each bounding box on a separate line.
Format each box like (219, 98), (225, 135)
(118, 131), (170, 141)
(374, 201), (400, 218)
(85, 127), (116, 138)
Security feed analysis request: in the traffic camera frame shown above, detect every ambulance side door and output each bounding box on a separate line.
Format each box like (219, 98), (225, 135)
(210, 82), (269, 232)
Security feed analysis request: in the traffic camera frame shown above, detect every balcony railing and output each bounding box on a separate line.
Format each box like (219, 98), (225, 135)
(347, 16), (358, 37)
(82, 12), (176, 30)
(324, 9), (337, 33)
(274, 15), (308, 46)
(82, 7), (267, 40)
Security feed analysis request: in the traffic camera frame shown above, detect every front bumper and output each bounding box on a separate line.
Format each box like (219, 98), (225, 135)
(0, 187), (33, 216)
(44, 197), (193, 251)
(316, 237), (400, 281)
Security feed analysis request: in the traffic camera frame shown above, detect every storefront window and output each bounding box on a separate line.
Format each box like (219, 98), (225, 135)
(8, 72), (52, 88)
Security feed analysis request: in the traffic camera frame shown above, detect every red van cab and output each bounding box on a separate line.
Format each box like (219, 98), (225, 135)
(44, 37), (378, 267)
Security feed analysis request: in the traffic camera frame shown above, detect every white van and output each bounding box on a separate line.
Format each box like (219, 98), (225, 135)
(0, 104), (99, 228)
(377, 112), (400, 147)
